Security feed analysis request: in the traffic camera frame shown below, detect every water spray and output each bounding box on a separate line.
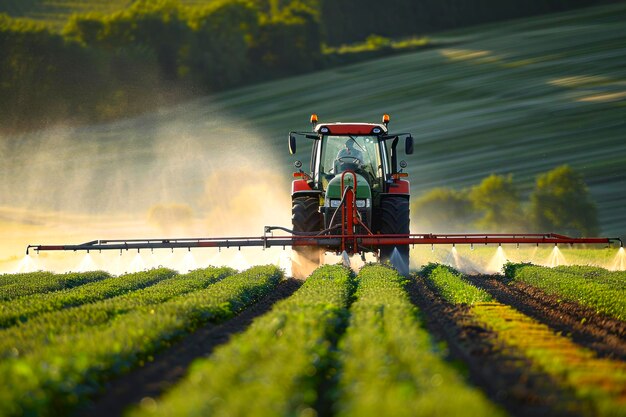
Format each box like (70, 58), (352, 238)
(611, 246), (625, 271)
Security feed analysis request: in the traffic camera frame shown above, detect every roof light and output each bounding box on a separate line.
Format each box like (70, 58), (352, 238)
(392, 173), (408, 179)
(382, 114), (390, 125)
(310, 114), (318, 124)
(320, 126), (329, 133)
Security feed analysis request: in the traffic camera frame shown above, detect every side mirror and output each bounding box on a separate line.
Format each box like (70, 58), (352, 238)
(405, 135), (414, 155)
(288, 134), (296, 155)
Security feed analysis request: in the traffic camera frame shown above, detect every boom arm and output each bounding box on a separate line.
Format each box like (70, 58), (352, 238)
(26, 232), (621, 255)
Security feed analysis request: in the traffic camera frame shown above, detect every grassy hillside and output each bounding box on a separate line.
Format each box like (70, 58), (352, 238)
(214, 2), (626, 236)
(0, 2), (624, 251)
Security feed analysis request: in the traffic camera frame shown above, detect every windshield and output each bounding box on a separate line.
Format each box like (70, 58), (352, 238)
(320, 135), (382, 180)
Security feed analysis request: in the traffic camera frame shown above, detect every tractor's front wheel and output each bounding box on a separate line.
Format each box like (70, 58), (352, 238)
(379, 196), (410, 274)
(291, 196), (323, 279)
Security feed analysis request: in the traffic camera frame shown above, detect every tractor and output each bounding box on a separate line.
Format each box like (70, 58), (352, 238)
(288, 114), (414, 271)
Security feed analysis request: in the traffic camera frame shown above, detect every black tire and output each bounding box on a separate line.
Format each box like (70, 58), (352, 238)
(292, 196), (321, 233)
(379, 196), (410, 271)
(291, 196), (322, 278)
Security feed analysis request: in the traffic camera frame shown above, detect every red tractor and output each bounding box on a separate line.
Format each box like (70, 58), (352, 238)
(288, 114), (414, 271)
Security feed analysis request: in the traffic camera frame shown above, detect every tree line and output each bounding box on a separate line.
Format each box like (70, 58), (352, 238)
(411, 165), (599, 236)
(318, 0), (615, 45)
(1, 0), (614, 132)
(1, 0), (322, 132)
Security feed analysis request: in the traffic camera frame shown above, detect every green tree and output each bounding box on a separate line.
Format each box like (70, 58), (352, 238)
(249, 2), (322, 78)
(186, 0), (259, 88)
(1, 14), (110, 131)
(530, 165), (599, 236)
(469, 174), (525, 232)
(410, 187), (476, 232)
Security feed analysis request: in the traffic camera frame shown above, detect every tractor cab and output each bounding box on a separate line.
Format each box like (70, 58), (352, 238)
(289, 115), (414, 194)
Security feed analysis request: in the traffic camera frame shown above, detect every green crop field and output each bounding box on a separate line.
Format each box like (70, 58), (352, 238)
(1, 4), (625, 416)
(0, 262), (624, 417)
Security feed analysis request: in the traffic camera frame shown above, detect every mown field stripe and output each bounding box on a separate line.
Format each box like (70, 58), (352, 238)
(0, 271), (110, 301)
(129, 264), (354, 417)
(426, 264), (626, 417)
(505, 263), (626, 320)
(336, 264), (505, 417)
(0, 264), (282, 417)
(0, 266), (234, 359)
(0, 268), (176, 328)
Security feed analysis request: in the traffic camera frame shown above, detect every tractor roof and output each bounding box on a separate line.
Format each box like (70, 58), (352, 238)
(313, 122), (388, 136)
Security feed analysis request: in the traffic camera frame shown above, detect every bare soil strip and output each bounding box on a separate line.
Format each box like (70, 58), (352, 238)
(466, 275), (626, 361)
(406, 277), (581, 417)
(77, 278), (302, 417)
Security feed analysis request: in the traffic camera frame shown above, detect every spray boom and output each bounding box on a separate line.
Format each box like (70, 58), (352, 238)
(26, 233), (621, 256)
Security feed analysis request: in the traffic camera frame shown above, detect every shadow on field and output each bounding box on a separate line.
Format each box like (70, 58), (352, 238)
(77, 278), (303, 417)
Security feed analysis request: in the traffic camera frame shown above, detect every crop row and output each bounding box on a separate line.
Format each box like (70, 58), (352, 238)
(0, 268), (176, 328)
(504, 263), (626, 320)
(0, 270), (110, 301)
(424, 264), (626, 417)
(336, 265), (504, 417)
(0, 265), (283, 417)
(131, 264), (507, 417)
(0, 271), (55, 287)
(131, 264), (355, 417)
(0, 266), (234, 359)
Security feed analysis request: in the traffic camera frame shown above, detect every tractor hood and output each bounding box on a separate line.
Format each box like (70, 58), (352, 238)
(325, 173), (372, 201)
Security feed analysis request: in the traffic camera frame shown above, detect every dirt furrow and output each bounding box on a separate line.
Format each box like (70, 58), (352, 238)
(406, 277), (581, 417)
(76, 278), (302, 417)
(466, 275), (626, 361)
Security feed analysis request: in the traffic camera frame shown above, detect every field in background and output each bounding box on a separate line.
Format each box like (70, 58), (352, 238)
(0, 3), (625, 268)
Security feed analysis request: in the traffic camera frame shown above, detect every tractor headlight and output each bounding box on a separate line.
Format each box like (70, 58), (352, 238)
(330, 199), (341, 208)
(356, 199), (371, 208)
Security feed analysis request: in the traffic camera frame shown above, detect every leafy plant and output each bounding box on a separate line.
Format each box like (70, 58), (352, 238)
(505, 263), (626, 320)
(337, 265), (504, 417)
(0, 266), (234, 359)
(0, 268), (176, 328)
(0, 265), (282, 417)
(130, 264), (354, 417)
(0, 271), (110, 301)
(422, 264), (493, 305)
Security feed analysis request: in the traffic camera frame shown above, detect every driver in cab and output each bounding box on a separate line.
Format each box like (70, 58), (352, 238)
(334, 140), (364, 173)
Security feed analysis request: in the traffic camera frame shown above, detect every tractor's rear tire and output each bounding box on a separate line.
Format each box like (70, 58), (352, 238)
(379, 196), (410, 274)
(291, 196), (323, 279)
